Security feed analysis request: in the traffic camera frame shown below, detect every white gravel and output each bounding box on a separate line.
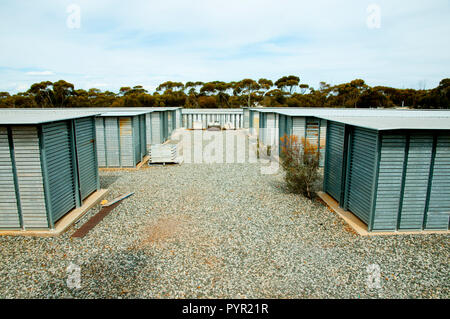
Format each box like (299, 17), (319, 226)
(0, 133), (449, 299)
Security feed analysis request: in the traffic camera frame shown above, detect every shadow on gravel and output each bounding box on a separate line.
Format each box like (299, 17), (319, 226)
(100, 175), (120, 189)
(39, 250), (150, 298)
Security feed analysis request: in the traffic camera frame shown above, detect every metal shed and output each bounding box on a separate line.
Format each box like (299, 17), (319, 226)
(251, 107), (450, 167)
(0, 110), (100, 230)
(182, 109), (243, 129)
(95, 111), (149, 168)
(322, 116), (450, 232)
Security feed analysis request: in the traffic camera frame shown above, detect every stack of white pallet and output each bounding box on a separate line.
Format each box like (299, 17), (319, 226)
(149, 144), (179, 164)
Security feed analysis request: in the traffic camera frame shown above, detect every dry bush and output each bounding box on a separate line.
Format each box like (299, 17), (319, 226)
(280, 134), (320, 199)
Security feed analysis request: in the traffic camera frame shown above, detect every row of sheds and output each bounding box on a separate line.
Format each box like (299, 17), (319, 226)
(182, 108), (244, 129)
(0, 107), (181, 231)
(247, 107), (450, 232)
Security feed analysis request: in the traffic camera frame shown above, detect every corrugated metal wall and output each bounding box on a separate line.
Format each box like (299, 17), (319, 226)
(0, 127), (21, 228)
(253, 112), (260, 137)
(168, 111), (173, 135)
(75, 117), (99, 200)
(13, 126), (48, 228)
(151, 112), (162, 144)
(132, 116), (140, 166)
(162, 112), (169, 141)
(323, 127), (450, 232)
(95, 118), (106, 167)
(176, 109), (182, 129)
(1, 117), (99, 230)
(182, 111), (244, 129)
(399, 134), (434, 229)
(96, 116), (141, 168)
(344, 127), (378, 225)
(105, 117), (120, 167)
(373, 134), (406, 231)
(139, 115), (147, 158)
(319, 120), (327, 167)
(42, 121), (77, 224)
(243, 109), (250, 128)
(426, 135), (450, 229)
(145, 113), (152, 152)
(292, 117), (305, 143)
(323, 122), (346, 203)
(372, 132), (450, 231)
(119, 117), (134, 167)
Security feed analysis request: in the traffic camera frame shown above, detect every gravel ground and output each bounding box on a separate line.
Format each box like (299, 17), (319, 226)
(0, 131), (449, 299)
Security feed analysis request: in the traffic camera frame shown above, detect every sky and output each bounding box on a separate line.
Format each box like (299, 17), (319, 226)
(0, 0), (449, 94)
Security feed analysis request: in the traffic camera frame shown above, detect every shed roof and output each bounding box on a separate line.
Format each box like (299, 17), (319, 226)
(324, 116), (450, 131)
(254, 107), (450, 118)
(99, 110), (151, 117)
(182, 108), (243, 114)
(0, 109), (100, 125)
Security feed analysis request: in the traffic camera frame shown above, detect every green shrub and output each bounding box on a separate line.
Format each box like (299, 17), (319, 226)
(280, 134), (321, 199)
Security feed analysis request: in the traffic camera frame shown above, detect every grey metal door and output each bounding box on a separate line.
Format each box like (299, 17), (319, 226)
(324, 122), (346, 203)
(42, 121), (77, 223)
(345, 127), (378, 225)
(75, 117), (98, 201)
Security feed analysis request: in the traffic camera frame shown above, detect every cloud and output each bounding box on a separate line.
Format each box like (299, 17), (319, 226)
(26, 71), (54, 76)
(0, 0), (449, 93)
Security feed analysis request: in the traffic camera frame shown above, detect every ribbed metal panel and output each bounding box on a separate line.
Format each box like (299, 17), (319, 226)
(373, 134), (406, 231)
(12, 126), (48, 228)
(253, 112), (260, 136)
(95, 118), (106, 167)
(305, 117), (320, 146)
(292, 117), (305, 143)
(168, 111), (173, 135)
(258, 112), (265, 143)
(119, 117), (134, 167)
(266, 113), (276, 145)
(105, 117), (120, 167)
(162, 111), (169, 142)
(399, 134), (434, 230)
(319, 120), (327, 167)
(132, 116), (140, 166)
(243, 109), (250, 128)
(0, 127), (20, 228)
(145, 113), (152, 153)
(42, 121), (77, 223)
(139, 114), (147, 158)
(346, 127), (378, 225)
(426, 135), (450, 230)
(151, 112), (162, 144)
(324, 122), (345, 202)
(176, 109), (182, 129)
(75, 117), (98, 200)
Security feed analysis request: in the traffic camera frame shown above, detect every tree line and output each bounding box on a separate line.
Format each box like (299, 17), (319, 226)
(0, 77), (449, 109)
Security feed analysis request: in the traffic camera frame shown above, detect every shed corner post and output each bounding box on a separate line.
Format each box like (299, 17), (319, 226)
(368, 131), (382, 232)
(38, 124), (55, 229)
